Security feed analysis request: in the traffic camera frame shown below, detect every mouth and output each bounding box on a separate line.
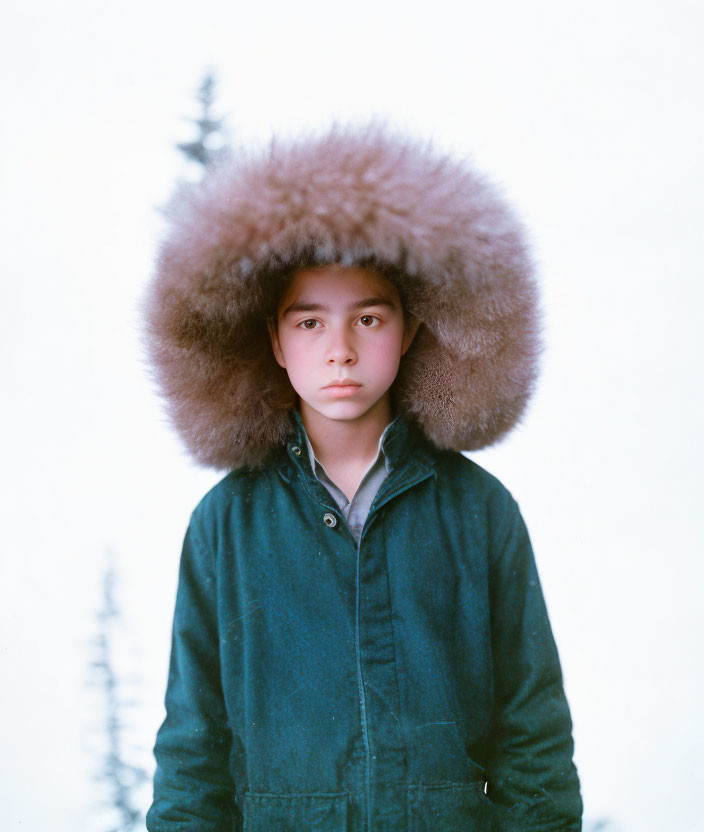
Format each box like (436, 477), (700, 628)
(324, 380), (361, 388)
(323, 380), (362, 396)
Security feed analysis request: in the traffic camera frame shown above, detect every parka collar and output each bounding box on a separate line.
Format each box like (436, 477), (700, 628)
(281, 410), (436, 484)
(277, 411), (437, 542)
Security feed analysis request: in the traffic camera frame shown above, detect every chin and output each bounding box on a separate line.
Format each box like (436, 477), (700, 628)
(312, 401), (374, 422)
(320, 407), (370, 422)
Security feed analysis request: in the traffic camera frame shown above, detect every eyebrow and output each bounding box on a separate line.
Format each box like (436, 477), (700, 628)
(281, 296), (397, 317)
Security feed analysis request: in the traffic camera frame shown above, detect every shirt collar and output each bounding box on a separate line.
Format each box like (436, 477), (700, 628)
(298, 416), (396, 478)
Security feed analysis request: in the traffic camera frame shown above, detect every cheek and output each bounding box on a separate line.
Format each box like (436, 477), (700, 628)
(367, 333), (404, 376)
(277, 337), (312, 380)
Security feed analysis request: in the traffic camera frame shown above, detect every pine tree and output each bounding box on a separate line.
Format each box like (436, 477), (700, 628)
(89, 552), (147, 831)
(177, 72), (229, 171)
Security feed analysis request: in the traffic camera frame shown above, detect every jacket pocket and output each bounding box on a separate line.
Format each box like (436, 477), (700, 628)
(242, 791), (349, 832)
(408, 782), (497, 832)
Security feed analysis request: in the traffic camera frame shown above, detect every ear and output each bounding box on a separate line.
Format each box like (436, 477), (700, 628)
(401, 316), (420, 356)
(267, 318), (286, 368)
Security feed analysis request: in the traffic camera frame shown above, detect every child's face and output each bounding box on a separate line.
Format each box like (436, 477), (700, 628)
(270, 266), (417, 428)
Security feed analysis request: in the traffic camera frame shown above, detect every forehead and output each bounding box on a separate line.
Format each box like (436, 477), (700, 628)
(278, 265), (401, 311)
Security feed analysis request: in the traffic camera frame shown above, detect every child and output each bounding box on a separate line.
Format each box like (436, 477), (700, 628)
(144, 125), (582, 831)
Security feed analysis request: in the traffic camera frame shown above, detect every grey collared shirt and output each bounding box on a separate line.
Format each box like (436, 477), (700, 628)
(302, 423), (393, 544)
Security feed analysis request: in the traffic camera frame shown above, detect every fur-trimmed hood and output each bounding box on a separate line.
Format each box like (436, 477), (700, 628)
(144, 124), (541, 470)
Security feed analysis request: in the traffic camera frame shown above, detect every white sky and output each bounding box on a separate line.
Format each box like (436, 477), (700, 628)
(2, 1), (703, 830)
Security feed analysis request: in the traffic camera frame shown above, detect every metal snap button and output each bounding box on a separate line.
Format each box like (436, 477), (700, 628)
(291, 445), (302, 456)
(323, 513), (337, 528)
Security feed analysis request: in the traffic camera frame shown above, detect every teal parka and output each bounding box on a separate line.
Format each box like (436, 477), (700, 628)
(144, 125), (583, 831)
(147, 417), (582, 832)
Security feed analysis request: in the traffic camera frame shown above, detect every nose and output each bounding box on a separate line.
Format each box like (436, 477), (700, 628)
(326, 327), (357, 366)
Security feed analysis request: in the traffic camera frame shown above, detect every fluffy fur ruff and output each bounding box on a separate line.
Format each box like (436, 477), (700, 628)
(144, 124), (541, 470)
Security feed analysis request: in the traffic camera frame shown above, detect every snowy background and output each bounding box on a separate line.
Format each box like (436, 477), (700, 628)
(2, 1), (703, 830)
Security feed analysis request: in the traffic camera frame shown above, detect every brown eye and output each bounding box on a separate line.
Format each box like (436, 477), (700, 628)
(359, 315), (377, 327)
(300, 319), (319, 329)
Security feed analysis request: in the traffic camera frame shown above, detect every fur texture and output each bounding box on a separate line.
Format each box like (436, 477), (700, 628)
(144, 124), (541, 469)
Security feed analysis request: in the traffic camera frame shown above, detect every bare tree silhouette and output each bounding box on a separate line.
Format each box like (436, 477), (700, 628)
(89, 551), (147, 831)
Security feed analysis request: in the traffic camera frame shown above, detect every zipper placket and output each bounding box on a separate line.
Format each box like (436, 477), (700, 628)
(354, 532), (373, 832)
(353, 463), (433, 832)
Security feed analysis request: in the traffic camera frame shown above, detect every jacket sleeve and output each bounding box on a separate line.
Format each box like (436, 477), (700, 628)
(147, 517), (238, 831)
(485, 493), (583, 832)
